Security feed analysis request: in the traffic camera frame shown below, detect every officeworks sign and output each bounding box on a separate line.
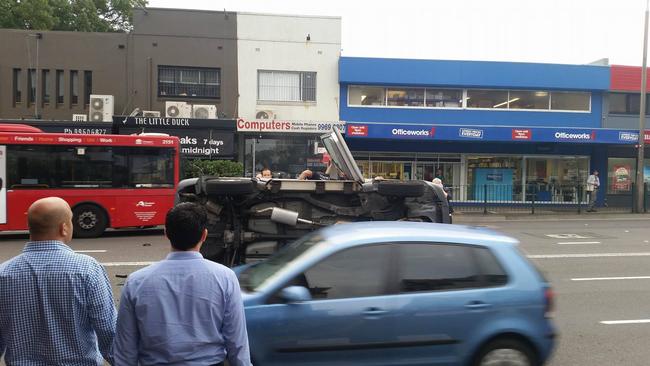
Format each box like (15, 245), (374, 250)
(553, 131), (594, 141)
(391, 127), (436, 138)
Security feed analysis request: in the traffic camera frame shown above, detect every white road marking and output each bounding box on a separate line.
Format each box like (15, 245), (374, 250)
(572, 276), (650, 281)
(601, 319), (650, 325)
(528, 252), (650, 259)
(74, 250), (107, 253)
(546, 234), (593, 239)
(556, 241), (601, 245)
(101, 261), (155, 267)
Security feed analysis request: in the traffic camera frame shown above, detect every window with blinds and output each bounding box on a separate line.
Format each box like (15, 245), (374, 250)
(257, 70), (316, 102)
(158, 66), (221, 99)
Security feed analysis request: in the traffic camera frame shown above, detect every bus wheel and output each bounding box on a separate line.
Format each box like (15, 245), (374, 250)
(73, 204), (108, 238)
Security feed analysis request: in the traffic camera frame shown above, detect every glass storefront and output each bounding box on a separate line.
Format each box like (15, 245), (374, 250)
(607, 157), (650, 194)
(466, 155), (589, 202)
(243, 134), (325, 178)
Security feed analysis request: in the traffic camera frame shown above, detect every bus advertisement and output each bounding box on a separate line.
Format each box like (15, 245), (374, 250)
(0, 125), (180, 237)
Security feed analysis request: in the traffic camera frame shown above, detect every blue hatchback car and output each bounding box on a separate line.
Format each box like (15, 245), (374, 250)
(237, 222), (556, 366)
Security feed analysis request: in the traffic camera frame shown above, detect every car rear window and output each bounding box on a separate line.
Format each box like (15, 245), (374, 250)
(472, 246), (508, 286)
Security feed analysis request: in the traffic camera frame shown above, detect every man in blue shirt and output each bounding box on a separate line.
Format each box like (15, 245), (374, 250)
(114, 202), (251, 366)
(0, 197), (116, 365)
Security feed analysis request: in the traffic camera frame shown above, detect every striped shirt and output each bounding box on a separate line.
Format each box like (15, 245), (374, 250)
(0, 240), (116, 366)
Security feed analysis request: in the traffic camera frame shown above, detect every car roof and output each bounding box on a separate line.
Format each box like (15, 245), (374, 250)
(318, 221), (518, 250)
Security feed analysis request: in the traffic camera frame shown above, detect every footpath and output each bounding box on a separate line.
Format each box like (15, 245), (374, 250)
(453, 210), (650, 224)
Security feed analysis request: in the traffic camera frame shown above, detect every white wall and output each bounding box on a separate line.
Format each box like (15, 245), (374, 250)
(237, 13), (341, 121)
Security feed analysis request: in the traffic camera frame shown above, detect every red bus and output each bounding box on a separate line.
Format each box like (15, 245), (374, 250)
(0, 124), (180, 237)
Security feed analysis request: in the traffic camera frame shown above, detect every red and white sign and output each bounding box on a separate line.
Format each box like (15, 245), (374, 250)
(512, 129), (531, 140)
(237, 119), (345, 134)
(347, 125), (368, 137)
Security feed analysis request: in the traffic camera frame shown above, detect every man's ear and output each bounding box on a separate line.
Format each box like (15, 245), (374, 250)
(200, 228), (208, 243)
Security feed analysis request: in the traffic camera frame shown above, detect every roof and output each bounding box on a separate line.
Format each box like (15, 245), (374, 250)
(318, 221), (518, 248)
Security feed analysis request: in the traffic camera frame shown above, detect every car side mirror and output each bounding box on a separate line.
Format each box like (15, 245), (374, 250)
(280, 286), (312, 303)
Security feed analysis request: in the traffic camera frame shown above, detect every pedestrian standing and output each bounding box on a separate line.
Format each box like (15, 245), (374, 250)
(0, 197), (116, 365)
(586, 170), (600, 212)
(114, 202), (251, 366)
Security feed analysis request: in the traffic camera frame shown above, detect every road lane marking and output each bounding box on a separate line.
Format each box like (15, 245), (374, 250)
(75, 250), (107, 253)
(601, 319), (650, 325)
(101, 261), (155, 266)
(572, 276), (650, 281)
(556, 241), (601, 245)
(528, 252), (650, 259)
(546, 234), (593, 239)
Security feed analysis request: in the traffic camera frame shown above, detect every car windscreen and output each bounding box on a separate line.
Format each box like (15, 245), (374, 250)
(239, 233), (324, 292)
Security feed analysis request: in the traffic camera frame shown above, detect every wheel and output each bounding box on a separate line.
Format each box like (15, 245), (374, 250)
(205, 178), (256, 196)
(473, 338), (538, 366)
(376, 180), (424, 197)
(72, 204), (108, 238)
(200, 238), (227, 264)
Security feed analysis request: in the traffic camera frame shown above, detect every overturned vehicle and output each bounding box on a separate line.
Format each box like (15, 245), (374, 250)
(177, 129), (451, 266)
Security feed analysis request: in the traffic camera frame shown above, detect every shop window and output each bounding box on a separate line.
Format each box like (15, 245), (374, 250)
(70, 70), (79, 105)
(257, 70), (316, 102)
(425, 89), (463, 108)
(550, 91), (590, 112)
(42, 69), (50, 105)
(387, 88), (424, 107)
(244, 135), (323, 179)
(56, 70), (64, 105)
(13, 68), (22, 105)
(508, 90), (549, 110)
(466, 156), (522, 201)
(348, 86), (386, 106)
(525, 157), (589, 202)
(466, 89), (509, 109)
(158, 66), (221, 99)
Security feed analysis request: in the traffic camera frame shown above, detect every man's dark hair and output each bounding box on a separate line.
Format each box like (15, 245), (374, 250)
(165, 203), (207, 250)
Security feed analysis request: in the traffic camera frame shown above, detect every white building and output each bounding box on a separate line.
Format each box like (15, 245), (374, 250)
(236, 13), (342, 177)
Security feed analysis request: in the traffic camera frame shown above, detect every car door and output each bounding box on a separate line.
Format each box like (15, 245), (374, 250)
(389, 243), (500, 365)
(245, 244), (399, 366)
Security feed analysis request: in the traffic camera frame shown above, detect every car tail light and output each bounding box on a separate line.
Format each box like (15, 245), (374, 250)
(544, 287), (554, 317)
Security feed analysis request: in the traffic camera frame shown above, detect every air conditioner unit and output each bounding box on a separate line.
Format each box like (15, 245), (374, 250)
(255, 110), (275, 120)
(192, 105), (217, 119)
(165, 101), (191, 118)
(72, 114), (87, 122)
(88, 95), (114, 122)
(142, 110), (161, 117)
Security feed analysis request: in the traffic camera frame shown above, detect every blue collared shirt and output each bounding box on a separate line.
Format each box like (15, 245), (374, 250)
(114, 251), (251, 366)
(0, 240), (117, 365)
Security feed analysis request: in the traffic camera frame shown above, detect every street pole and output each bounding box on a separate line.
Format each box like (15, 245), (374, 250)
(636, 0), (649, 213)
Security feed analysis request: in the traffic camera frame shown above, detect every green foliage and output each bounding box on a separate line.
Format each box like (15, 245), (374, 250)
(0, 0), (147, 31)
(183, 159), (244, 180)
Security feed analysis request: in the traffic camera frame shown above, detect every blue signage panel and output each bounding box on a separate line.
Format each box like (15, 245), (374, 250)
(345, 123), (640, 145)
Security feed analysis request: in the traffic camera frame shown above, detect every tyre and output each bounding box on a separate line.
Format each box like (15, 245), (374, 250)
(73, 204), (108, 238)
(205, 178), (256, 196)
(473, 338), (538, 366)
(200, 238), (226, 264)
(376, 180), (424, 197)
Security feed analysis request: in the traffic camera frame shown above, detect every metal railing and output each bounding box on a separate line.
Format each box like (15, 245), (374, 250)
(445, 184), (645, 215)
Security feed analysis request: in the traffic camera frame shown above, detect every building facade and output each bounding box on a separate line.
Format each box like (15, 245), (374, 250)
(339, 57), (636, 206)
(0, 8), (239, 121)
(235, 13), (341, 177)
(602, 65), (650, 206)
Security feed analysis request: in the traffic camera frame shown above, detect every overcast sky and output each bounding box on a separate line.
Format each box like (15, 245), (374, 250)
(148, 0), (645, 66)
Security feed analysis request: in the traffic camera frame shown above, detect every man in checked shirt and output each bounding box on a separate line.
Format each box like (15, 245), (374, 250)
(0, 197), (116, 365)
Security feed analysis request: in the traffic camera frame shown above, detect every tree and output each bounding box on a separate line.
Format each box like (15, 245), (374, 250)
(0, 0), (147, 32)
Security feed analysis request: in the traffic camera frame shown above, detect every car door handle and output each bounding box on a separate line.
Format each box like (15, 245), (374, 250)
(363, 307), (388, 317)
(465, 301), (491, 310)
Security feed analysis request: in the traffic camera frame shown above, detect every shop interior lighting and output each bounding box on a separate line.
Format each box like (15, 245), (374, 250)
(493, 97), (520, 108)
